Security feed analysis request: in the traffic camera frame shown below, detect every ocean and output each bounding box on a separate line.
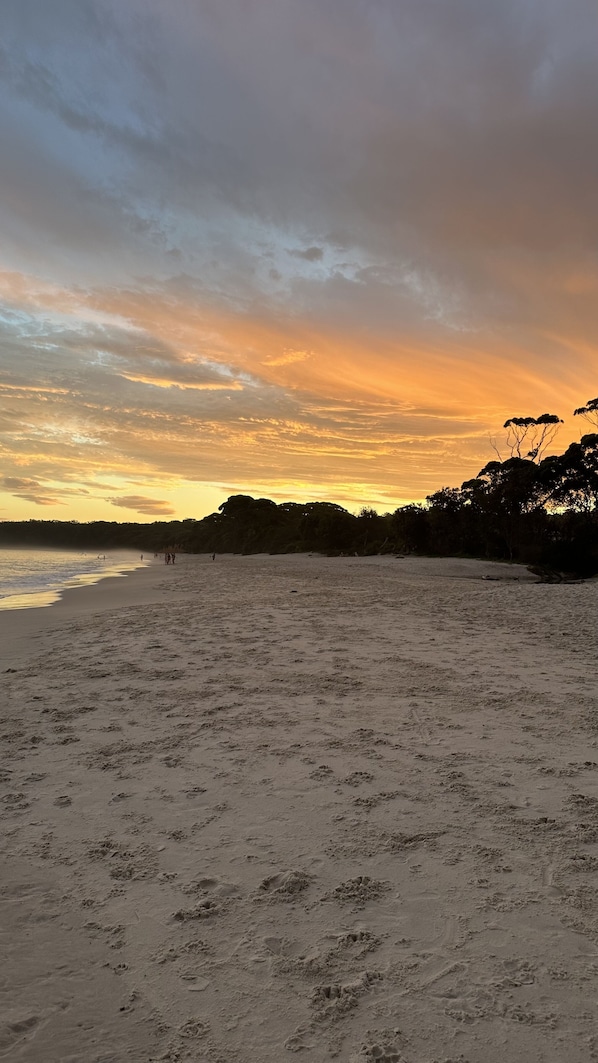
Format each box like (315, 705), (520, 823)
(0, 548), (146, 611)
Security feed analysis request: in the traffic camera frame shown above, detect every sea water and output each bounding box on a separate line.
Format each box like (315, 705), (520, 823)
(0, 548), (145, 611)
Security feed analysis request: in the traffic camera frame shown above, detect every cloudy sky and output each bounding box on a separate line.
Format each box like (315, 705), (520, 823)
(1, 0), (597, 521)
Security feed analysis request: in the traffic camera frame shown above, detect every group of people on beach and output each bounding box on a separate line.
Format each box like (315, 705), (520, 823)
(164, 552), (176, 565)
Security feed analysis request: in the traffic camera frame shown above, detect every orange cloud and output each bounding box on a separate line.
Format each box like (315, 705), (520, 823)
(261, 349), (313, 368)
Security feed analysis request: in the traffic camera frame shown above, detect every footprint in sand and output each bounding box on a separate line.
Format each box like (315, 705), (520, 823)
(311, 972), (383, 1021)
(181, 876), (240, 899)
(173, 900), (221, 921)
(325, 876), (390, 908)
(350, 1027), (408, 1062)
(284, 1025), (317, 1052)
(255, 869), (313, 902)
(179, 1018), (210, 1038)
(352, 1044), (401, 1063)
(309, 764), (335, 780)
(342, 771), (375, 786)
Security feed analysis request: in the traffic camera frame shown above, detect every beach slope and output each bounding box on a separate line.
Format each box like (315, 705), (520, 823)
(1, 554), (597, 1062)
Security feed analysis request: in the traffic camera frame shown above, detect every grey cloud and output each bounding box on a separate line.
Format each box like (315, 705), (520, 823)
(108, 495), (175, 516)
(3, 477), (45, 490)
(2, 0), (597, 294)
(3, 475), (90, 496)
(0, 309), (247, 397)
(2, 477), (62, 506)
(289, 247), (324, 262)
(10, 495), (61, 506)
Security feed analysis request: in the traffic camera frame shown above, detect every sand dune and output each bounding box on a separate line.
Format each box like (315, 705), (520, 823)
(2, 554), (598, 1062)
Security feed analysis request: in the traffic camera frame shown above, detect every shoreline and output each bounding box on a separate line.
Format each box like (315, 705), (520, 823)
(0, 553), (539, 671)
(0, 549), (150, 611)
(0, 560), (170, 667)
(0, 553), (534, 668)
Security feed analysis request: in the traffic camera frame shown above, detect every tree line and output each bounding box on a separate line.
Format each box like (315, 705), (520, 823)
(1, 397), (598, 577)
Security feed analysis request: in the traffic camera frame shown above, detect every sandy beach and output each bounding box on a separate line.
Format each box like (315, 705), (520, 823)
(2, 553), (598, 1063)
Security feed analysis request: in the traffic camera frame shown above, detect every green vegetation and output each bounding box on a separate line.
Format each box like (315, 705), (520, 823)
(2, 401), (598, 578)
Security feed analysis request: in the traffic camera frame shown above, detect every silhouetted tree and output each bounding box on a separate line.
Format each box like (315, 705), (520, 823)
(502, 414), (563, 461)
(215, 495), (280, 552)
(356, 507), (389, 553)
(426, 486), (480, 556)
(573, 397), (598, 429)
(543, 434), (598, 512)
(299, 502), (357, 553)
(391, 504), (430, 554)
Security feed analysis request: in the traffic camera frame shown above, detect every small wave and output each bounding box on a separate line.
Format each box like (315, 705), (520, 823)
(0, 549), (143, 612)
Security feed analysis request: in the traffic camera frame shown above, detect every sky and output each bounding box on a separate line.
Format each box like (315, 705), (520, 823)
(1, 0), (598, 522)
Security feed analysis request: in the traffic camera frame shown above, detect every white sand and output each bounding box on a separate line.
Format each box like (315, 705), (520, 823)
(1, 553), (598, 1063)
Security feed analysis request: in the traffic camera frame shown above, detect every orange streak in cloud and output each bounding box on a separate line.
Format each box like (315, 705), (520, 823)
(0, 383), (71, 395)
(118, 372), (244, 391)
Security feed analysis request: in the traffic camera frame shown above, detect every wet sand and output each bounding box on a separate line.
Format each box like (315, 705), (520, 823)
(2, 554), (598, 1062)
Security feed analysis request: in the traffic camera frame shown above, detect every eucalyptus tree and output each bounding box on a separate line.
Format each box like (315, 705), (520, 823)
(542, 434), (598, 513)
(573, 397), (598, 429)
(502, 414), (563, 461)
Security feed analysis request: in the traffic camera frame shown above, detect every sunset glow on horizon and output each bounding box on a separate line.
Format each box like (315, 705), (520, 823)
(1, 1), (597, 522)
